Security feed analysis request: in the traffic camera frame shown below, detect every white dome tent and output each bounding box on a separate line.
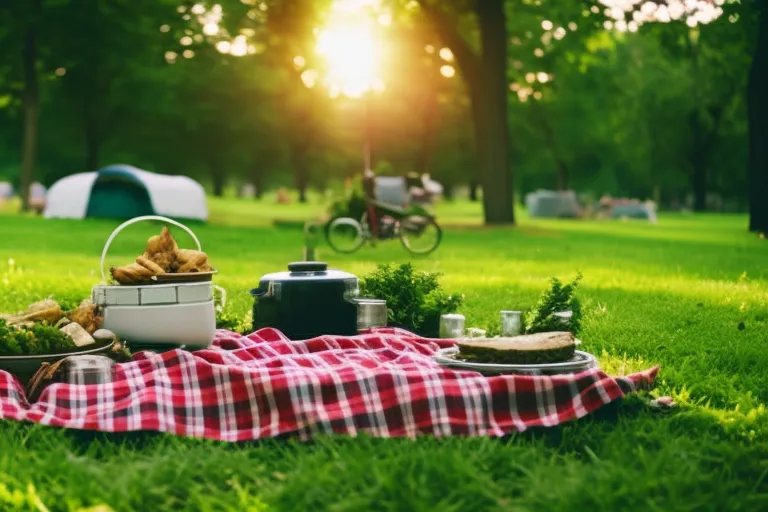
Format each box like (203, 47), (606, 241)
(44, 164), (208, 221)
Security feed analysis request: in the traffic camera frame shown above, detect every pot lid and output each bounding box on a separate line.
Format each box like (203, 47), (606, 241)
(258, 261), (358, 284)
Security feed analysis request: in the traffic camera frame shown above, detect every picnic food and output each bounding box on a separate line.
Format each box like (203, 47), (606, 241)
(110, 226), (213, 284)
(457, 331), (576, 365)
(0, 298), (110, 356)
(0, 299), (65, 327)
(0, 319), (77, 356)
(67, 299), (103, 335)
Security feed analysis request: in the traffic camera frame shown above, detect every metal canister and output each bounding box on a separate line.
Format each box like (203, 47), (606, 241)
(500, 310), (522, 337)
(439, 313), (465, 339)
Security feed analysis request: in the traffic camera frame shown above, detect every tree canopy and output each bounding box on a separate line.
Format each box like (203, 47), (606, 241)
(0, 0), (762, 226)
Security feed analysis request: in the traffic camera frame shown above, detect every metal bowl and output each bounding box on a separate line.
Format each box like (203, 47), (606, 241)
(0, 341), (116, 381)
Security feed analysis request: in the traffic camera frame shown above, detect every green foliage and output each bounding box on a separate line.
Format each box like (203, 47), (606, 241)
(215, 306), (253, 336)
(359, 263), (463, 337)
(328, 177), (368, 220)
(0, 319), (77, 356)
(524, 273), (583, 336)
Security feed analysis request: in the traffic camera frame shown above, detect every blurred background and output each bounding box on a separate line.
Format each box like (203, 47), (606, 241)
(0, 0), (764, 226)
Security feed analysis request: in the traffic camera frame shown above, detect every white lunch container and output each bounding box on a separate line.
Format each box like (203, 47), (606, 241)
(92, 215), (224, 349)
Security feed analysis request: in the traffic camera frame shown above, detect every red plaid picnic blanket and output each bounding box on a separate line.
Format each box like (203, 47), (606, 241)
(0, 328), (658, 441)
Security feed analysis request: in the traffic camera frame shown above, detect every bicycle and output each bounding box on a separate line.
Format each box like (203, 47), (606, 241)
(324, 198), (443, 255)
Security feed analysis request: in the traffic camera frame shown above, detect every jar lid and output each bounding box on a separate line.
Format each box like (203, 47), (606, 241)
(258, 262), (358, 284)
(64, 355), (115, 371)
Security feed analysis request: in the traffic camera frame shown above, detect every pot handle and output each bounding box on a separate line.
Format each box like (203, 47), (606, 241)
(213, 285), (227, 311)
(100, 215), (202, 284)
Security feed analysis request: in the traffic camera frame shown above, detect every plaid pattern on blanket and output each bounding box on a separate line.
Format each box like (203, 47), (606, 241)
(0, 328), (658, 440)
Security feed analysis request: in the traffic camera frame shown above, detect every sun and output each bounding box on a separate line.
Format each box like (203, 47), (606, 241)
(314, 1), (388, 98)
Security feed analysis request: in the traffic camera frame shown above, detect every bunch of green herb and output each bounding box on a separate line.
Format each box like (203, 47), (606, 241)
(0, 319), (77, 356)
(359, 263), (463, 337)
(524, 273), (583, 335)
(215, 306), (252, 335)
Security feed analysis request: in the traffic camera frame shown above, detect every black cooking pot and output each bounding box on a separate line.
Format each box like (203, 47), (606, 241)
(249, 261), (359, 340)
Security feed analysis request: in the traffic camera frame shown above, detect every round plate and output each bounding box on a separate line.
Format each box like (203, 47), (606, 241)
(433, 347), (598, 376)
(0, 341), (116, 379)
(149, 269), (218, 284)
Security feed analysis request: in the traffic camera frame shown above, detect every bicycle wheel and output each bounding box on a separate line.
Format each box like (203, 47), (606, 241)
(325, 216), (367, 254)
(399, 215), (442, 255)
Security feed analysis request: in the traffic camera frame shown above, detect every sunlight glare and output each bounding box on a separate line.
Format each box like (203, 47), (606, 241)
(439, 47), (453, 62)
(203, 23), (219, 36)
(439, 65), (455, 78)
(315, 4), (386, 98)
(230, 35), (248, 57)
(301, 69), (320, 88)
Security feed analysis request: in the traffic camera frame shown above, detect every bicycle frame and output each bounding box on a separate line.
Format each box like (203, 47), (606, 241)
(364, 199), (434, 239)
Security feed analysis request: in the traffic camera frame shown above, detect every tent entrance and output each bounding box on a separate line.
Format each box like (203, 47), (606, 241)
(85, 175), (154, 219)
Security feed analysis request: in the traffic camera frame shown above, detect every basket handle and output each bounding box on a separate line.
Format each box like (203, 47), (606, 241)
(100, 215), (202, 283)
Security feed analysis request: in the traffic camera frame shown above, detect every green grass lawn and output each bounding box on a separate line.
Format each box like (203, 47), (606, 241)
(0, 199), (767, 511)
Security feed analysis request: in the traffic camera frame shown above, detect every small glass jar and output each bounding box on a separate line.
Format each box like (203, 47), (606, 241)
(554, 311), (573, 329)
(439, 313), (465, 339)
(500, 310), (522, 337)
(356, 299), (388, 331)
(63, 355), (115, 385)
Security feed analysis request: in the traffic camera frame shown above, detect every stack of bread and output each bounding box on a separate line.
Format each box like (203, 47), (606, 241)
(110, 227), (212, 285)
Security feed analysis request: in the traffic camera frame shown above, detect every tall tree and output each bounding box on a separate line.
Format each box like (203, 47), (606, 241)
(1, 0), (44, 211)
(748, 0), (768, 233)
(418, 0), (514, 224)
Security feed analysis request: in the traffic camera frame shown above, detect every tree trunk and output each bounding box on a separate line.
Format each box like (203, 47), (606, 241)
(84, 121), (102, 170)
(688, 111), (709, 212)
(19, 25), (39, 213)
(556, 159), (569, 191)
(469, 181), (479, 201)
(291, 142), (309, 203)
(209, 156), (226, 197)
(417, 73), (438, 174)
(417, 0), (513, 224)
(212, 174), (226, 197)
(749, 3), (768, 233)
(691, 155), (707, 212)
(476, 0), (513, 224)
(251, 166), (264, 200)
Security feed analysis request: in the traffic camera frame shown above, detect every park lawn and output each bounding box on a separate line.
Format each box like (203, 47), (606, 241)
(0, 202), (767, 511)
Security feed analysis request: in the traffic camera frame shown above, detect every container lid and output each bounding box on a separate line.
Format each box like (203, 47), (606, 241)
(64, 355), (115, 372)
(258, 262), (358, 284)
